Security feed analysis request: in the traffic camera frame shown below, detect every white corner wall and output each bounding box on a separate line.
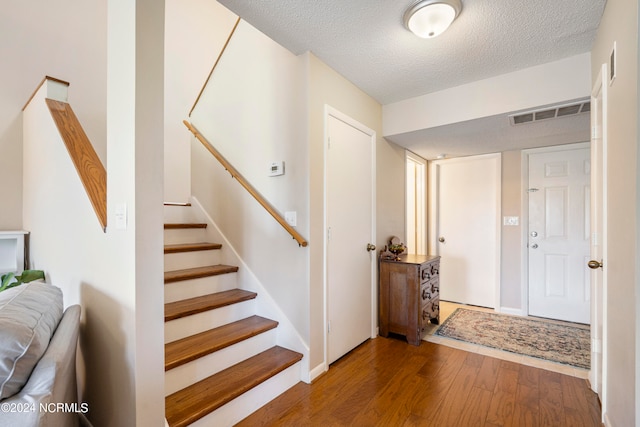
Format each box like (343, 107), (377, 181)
(590, 0), (638, 426)
(164, 0), (239, 202)
(0, 0), (107, 230)
(383, 53), (592, 137)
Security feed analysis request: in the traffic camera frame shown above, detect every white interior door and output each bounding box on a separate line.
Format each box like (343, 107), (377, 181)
(527, 145), (591, 324)
(326, 109), (375, 365)
(430, 154), (501, 308)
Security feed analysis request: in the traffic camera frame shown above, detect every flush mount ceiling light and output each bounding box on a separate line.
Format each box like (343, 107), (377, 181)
(404, 0), (462, 38)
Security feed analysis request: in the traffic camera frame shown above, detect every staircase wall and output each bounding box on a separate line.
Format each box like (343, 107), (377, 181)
(190, 19), (311, 370)
(190, 15), (406, 379)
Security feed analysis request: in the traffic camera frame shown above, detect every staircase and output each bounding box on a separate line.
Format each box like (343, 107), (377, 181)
(163, 203), (303, 427)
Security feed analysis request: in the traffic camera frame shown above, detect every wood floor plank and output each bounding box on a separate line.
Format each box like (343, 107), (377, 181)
(485, 364), (519, 426)
(509, 384), (540, 427)
(474, 355), (502, 391)
(457, 386), (493, 426)
(431, 362), (481, 425)
(539, 372), (565, 427)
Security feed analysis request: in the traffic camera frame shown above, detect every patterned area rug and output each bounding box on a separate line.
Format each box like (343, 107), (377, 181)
(435, 308), (590, 369)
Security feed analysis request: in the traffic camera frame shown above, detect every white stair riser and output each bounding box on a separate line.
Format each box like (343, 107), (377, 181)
(164, 250), (222, 272)
(163, 205), (198, 223)
(164, 299), (256, 343)
(164, 329), (277, 396)
(188, 362), (301, 427)
(164, 274), (237, 304)
(164, 229), (207, 245)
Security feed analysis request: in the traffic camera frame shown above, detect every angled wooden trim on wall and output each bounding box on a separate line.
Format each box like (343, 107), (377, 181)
(46, 99), (107, 231)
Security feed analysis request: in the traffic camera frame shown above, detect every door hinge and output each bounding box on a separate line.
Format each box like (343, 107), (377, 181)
(327, 227), (332, 241)
(328, 137), (331, 149)
(327, 321), (331, 334)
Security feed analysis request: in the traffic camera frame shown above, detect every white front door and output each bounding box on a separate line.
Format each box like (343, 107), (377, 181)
(430, 154), (501, 308)
(528, 145), (591, 324)
(326, 109), (375, 365)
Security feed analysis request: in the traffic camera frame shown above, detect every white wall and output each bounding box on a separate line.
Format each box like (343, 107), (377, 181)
(190, 20), (311, 348)
(164, 0), (238, 202)
(0, 0), (107, 230)
(591, 0), (638, 425)
(383, 53), (592, 137)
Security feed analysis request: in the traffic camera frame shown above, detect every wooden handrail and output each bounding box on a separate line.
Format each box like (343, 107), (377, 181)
(188, 17), (241, 117)
(46, 99), (107, 231)
(184, 120), (308, 247)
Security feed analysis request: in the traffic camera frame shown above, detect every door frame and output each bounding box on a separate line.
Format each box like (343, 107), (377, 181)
(520, 141), (591, 318)
(323, 105), (377, 368)
(589, 63), (608, 408)
(405, 151), (427, 255)
(429, 153), (502, 309)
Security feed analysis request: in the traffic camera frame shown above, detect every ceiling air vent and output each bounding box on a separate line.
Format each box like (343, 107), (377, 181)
(509, 100), (591, 126)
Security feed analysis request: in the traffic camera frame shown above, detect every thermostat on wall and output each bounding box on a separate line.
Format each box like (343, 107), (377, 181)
(269, 161), (285, 177)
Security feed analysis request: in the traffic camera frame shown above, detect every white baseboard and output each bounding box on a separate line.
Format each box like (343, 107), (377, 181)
(308, 362), (327, 383)
(499, 307), (525, 316)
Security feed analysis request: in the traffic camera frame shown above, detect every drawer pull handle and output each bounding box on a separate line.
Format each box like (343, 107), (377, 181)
(422, 289), (431, 300)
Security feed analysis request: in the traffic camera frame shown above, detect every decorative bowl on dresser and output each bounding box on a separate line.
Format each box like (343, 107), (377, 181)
(379, 254), (441, 346)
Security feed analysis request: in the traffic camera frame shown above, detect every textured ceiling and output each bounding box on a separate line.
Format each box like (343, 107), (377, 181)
(217, 0), (606, 157)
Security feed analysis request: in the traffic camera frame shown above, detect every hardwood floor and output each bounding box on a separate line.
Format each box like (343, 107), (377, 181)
(236, 337), (602, 426)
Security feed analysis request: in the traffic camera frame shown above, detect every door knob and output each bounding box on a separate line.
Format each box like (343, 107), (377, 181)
(438, 237), (445, 243)
(366, 243), (376, 252)
(588, 260), (603, 269)
(530, 244), (538, 249)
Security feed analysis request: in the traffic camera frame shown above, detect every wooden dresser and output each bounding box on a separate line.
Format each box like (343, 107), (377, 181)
(379, 254), (441, 346)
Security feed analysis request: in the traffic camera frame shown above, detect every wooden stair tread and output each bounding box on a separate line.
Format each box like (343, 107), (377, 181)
(165, 315), (278, 371)
(164, 242), (222, 254)
(164, 265), (238, 284)
(165, 289), (257, 322)
(165, 346), (303, 427)
(164, 223), (207, 229)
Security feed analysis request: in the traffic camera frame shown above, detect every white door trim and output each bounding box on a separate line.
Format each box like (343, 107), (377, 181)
(322, 105), (377, 369)
(589, 63), (608, 416)
(520, 142), (590, 318)
(429, 153), (502, 310)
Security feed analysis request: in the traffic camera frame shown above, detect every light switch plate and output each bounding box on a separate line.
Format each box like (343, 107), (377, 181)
(115, 203), (128, 230)
(285, 211), (297, 226)
(503, 216), (519, 226)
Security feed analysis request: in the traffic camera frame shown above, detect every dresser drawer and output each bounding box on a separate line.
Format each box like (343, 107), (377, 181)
(429, 277), (439, 298)
(420, 266), (432, 283)
(420, 282), (436, 303)
(421, 298), (440, 326)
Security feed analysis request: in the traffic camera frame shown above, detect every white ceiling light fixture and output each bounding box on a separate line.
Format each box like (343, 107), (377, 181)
(404, 0), (462, 39)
